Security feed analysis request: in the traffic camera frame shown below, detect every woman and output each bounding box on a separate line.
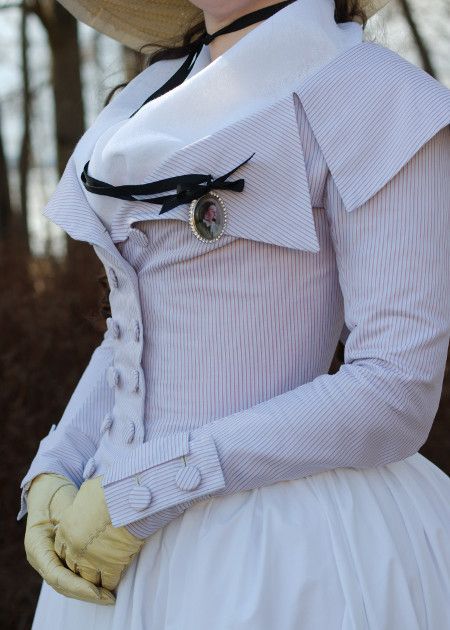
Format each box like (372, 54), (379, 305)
(18, 0), (450, 628)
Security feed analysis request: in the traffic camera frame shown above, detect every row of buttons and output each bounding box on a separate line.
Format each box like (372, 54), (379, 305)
(92, 245), (146, 489)
(128, 465), (202, 511)
(107, 317), (141, 343)
(107, 365), (140, 392)
(106, 230), (149, 289)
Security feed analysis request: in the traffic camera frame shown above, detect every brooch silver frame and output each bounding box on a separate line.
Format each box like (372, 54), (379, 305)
(189, 191), (228, 243)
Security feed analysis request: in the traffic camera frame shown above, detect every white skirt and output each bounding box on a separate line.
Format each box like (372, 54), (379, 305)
(31, 452), (450, 630)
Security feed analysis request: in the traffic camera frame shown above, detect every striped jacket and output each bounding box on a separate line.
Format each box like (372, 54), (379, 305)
(17, 41), (450, 539)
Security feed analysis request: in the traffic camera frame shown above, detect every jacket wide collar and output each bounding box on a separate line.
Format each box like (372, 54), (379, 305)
(106, 89), (320, 254)
(42, 84), (320, 266)
(42, 0), (365, 273)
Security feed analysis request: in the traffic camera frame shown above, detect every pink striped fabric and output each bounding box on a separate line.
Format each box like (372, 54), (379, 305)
(17, 41), (450, 540)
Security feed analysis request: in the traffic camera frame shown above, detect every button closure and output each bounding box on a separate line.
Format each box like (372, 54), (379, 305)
(130, 369), (140, 393)
(107, 366), (120, 389)
(124, 419), (136, 444)
(111, 319), (120, 339)
(100, 413), (114, 435)
(108, 268), (118, 289)
(129, 485), (152, 511)
(134, 320), (140, 343)
(175, 465), (202, 491)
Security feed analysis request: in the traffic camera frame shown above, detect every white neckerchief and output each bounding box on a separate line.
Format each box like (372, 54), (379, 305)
(79, 0), (363, 231)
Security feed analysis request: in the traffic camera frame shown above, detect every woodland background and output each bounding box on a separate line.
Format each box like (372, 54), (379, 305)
(0, 1), (449, 627)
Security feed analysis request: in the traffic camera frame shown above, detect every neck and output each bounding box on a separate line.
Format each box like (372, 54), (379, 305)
(203, 0), (289, 62)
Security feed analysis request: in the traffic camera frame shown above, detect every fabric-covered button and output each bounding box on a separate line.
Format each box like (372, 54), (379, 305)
(83, 457), (96, 480)
(130, 369), (139, 393)
(111, 319), (120, 339)
(130, 227), (149, 248)
(124, 419), (136, 444)
(133, 320), (140, 343)
(100, 413), (114, 435)
(107, 366), (120, 388)
(175, 465), (202, 491)
(108, 268), (118, 289)
(129, 485), (152, 511)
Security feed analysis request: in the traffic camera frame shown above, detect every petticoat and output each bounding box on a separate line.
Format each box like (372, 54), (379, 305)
(31, 452), (450, 630)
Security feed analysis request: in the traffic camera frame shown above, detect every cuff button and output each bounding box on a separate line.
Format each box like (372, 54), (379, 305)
(129, 485), (152, 511)
(175, 465), (201, 491)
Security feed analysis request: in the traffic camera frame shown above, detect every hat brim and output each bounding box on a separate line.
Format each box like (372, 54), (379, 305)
(57, 0), (390, 53)
(57, 0), (204, 52)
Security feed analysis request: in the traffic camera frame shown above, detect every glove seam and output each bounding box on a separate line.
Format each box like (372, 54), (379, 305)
(48, 483), (77, 522)
(76, 519), (111, 558)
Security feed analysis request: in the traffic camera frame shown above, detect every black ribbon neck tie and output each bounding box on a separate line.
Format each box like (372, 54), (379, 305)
(128, 0), (297, 118)
(81, 0), (296, 208)
(81, 153), (255, 214)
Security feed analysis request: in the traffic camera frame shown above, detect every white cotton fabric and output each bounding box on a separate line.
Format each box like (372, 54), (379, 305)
(32, 453), (450, 629)
(83, 0), (363, 232)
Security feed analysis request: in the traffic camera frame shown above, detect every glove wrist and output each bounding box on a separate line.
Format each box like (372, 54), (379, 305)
(27, 472), (78, 523)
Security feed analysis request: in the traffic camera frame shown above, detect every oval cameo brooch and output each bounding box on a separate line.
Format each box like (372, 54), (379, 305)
(189, 192), (227, 243)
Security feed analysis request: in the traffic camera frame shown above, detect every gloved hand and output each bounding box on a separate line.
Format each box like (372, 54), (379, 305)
(24, 472), (116, 605)
(54, 474), (145, 591)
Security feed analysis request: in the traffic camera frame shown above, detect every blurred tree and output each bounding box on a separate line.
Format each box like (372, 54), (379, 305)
(397, 0), (436, 78)
(0, 106), (12, 238)
(19, 1), (31, 251)
(27, 0), (85, 175)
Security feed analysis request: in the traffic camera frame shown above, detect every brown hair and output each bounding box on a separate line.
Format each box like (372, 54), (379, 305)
(98, 0), (367, 320)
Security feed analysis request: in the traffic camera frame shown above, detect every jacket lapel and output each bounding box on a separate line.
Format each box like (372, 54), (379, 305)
(41, 0), (367, 262)
(40, 58), (184, 272)
(42, 154), (116, 251)
(43, 85), (320, 260)
(107, 89), (320, 253)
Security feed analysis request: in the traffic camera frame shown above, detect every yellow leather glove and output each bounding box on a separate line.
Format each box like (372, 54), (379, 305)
(54, 475), (145, 592)
(24, 472), (116, 605)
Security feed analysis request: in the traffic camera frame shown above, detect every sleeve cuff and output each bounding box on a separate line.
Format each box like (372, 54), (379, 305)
(101, 430), (226, 529)
(17, 456), (74, 521)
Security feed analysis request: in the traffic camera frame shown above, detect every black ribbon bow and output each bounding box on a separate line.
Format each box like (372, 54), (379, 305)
(81, 152), (255, 214)
(80, 0), (295, 214)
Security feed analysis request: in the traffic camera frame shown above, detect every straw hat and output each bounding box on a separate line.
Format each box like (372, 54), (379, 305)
(57, 1), (391, 53)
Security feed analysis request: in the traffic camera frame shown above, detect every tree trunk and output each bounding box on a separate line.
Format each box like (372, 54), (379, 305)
(0, 106), (12, 239)
(19, 3), (31, 252)
(45, 2), (85, 176)
(398, 0), (437, 79)
(29, 0), (85, 175)
(30, 0), (86, 258)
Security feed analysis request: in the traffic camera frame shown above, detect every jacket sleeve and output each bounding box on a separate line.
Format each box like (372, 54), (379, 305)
(17, 328), (115, 521)
(98, 43), (450, 540)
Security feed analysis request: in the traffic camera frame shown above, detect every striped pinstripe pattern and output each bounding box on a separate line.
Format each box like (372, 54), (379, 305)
(17, 42), (450, 541)
(296, 42), (450, 212)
